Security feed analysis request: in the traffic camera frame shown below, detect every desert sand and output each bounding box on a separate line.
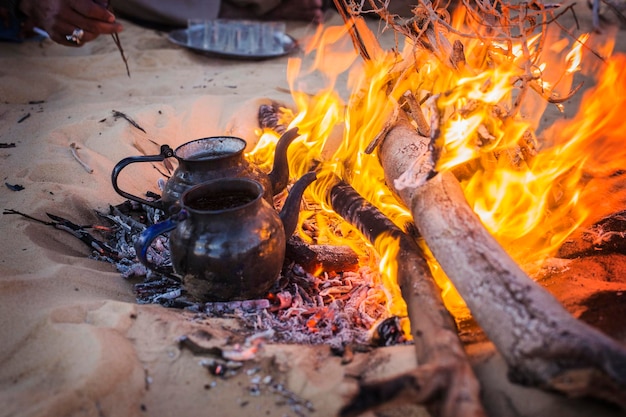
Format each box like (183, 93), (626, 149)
(1, 4), (625, 417)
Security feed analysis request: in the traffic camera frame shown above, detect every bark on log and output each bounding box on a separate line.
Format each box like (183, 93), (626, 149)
(378, 117), (626, 407)
(330, 180), (485, 417)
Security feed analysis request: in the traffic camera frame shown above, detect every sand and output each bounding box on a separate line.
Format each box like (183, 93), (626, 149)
(1, 5), (625, 417)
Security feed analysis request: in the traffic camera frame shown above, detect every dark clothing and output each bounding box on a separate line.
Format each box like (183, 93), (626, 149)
(0, 0), (22, 41)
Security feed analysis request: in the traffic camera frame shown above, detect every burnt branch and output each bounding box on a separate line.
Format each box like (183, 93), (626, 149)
(330, 179), (485, 417)
(286, 235), (359, 273)
(112, 110), (146, 133)
(333, 0), (371, 61)
(3, 209), (118, 259)
(258, 102), (290, 134)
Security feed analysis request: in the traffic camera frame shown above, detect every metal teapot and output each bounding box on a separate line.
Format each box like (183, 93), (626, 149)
(111, 128), (299, 211)
(134, 171), (317, 302)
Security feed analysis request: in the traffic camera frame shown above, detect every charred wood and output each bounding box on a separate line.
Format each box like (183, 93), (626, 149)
(3, 209), (118, 259)
(112, 110), (145, 133)
(285, 235), (359, 274)
(330, 180), (485, 417)
(258, 101), (289, 134)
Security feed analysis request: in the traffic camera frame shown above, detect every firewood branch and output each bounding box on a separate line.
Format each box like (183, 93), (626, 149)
(330, 179), (485, 417)
(378, 117), (626, 408)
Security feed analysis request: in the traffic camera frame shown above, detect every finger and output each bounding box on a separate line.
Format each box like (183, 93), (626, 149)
(70, 0), (117, 23)
(62, 8), (122, 36)
(72, 16), (122, 35)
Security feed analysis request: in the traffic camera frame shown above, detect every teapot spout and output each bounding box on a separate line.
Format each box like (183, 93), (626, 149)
(268, 127), (300, 195)
(279, 171), (317, 239)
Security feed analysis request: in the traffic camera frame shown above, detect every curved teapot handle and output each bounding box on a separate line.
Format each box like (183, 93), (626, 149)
(134, 211), (183, 271)
(111, 144), (175, 208)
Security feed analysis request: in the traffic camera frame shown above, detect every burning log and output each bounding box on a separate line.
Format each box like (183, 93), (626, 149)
(377, 117), (626, 407)
(285, 235), (359, 273)
(329, 180), (485, 417)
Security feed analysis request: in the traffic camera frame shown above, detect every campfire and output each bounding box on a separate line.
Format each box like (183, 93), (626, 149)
(244, 0), (626, 414)
(8, 1), (626, 416)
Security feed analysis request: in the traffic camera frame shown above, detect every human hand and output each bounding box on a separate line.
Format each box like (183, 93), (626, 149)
(19, 0), (122, 46)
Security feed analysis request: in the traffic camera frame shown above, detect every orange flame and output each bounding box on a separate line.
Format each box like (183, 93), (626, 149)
(247, 12), (621, 319)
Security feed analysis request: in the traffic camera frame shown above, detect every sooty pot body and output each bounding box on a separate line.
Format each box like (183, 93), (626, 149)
(171, 178), (285, 301)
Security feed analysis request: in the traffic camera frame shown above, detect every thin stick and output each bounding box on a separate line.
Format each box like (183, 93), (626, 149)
(112, 33), (130, 77)
(106, 2), (130, 77)
(364, 104), (399, 154)
(402, 91), (430, 137)
(3, 210), (118, 258)
(112, 110), (146, 133)
(333, 0), (371, 61)
(3, 209), (54, 225)
(69, 143), (94, 173)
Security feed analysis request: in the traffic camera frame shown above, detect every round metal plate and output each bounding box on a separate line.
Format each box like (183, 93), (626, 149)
(167, 22), (298, 60)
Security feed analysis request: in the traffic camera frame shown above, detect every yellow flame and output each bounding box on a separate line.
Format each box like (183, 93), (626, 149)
(246, 12), (621, 320)
(375, 233), (407, 318)
(246, 130), (280, 171)
(566, 34), (589, 74)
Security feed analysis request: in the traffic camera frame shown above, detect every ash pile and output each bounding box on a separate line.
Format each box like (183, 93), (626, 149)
(93, 198), (408, 352)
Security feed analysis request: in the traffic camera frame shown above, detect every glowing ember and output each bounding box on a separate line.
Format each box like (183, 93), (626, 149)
(246, 5), (623, 317)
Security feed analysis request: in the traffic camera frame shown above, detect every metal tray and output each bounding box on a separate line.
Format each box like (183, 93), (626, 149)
(168, 22), (298, 60)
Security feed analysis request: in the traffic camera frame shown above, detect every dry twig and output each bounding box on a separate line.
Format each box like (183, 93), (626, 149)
(69, 142), (94, 173)
(107, 2), (130, 77)
(364, 103), (399, 154)
(333, 0), (371, 60)
(112, 110), (146, 133)
(365, 0), (605, 116)
(402, 91), (430, 137)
